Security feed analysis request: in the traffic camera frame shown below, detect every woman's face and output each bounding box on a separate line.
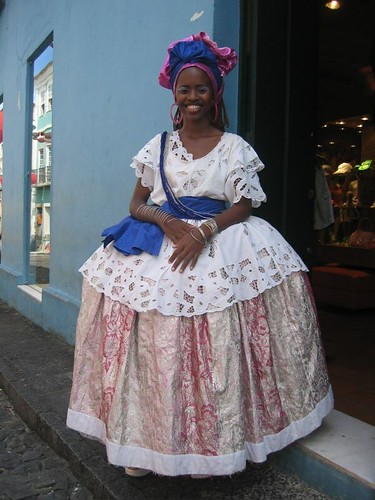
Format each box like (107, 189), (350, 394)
(174, 67), (214, 124)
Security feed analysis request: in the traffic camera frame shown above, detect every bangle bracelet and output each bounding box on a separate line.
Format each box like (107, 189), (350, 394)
(196, 226), (208, 244)
(190, 230), (205, 245)
(164, 215), (174, 226)
(202, 219), (219, 237)
(135, 203), (147, 218)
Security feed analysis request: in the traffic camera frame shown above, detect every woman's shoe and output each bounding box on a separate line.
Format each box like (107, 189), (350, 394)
(125, 467), (151, 477)
(191, 474), (211, 479)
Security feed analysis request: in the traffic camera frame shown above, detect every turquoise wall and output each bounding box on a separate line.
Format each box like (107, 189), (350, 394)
(0, 0), (241, 343)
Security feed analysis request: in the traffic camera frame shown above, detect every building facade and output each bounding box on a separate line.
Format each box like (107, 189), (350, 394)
(0, 0), (328, 344)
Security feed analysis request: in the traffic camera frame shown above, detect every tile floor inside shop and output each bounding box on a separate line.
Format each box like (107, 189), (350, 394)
(317, 305), (375, 427)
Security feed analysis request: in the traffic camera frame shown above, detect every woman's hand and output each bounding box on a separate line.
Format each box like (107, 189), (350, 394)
(168, 228), (205, 272)
(162, 218), (195, 244)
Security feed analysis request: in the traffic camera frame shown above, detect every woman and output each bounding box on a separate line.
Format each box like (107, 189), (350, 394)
(67, 32), (333, 478)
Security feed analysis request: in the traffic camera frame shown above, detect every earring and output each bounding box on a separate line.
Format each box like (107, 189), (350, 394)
(170, 103), (183, 125)
(210, 103), (219, 123)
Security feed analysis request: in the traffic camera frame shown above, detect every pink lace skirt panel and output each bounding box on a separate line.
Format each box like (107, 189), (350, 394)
(67, 271), (333, 475)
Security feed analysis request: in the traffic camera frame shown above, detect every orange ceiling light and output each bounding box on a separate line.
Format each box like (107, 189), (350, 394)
(325, 1), (341, 10)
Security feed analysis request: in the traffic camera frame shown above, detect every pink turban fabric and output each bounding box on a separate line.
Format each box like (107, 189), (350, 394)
(158, 32), (237, 103)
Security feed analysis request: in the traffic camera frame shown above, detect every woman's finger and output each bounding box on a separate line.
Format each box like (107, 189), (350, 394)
(170, 252), (186, 271)
(189, 253), (199, 271)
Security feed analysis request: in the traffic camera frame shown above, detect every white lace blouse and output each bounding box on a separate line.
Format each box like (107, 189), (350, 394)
(80, 131), (307, 316)
(130, 131), (267, 207)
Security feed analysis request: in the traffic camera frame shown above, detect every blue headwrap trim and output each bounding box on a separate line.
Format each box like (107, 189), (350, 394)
(169, 41), (222, 91)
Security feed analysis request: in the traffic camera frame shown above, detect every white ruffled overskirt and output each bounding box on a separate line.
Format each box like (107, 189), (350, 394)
(80, 216), (308, 317)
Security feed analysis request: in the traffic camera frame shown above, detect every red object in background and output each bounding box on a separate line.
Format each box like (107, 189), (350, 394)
(0, 173), (38, 186)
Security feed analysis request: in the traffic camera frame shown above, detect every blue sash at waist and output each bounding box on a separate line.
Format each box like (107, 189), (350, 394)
(101, 196), (226, 256)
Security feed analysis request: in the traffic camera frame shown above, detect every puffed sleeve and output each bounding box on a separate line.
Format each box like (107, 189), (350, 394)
(130, 133), (161, 190)
(224, 135), (267, 207)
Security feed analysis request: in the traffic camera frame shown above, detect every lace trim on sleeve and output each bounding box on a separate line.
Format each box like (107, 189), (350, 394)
(130, 134), (161, 189)
(227, 162), (267, 207)
(225, 140), (267, 207)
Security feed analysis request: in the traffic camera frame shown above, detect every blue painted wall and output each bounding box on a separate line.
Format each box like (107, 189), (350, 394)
(0, 0), (241, 343)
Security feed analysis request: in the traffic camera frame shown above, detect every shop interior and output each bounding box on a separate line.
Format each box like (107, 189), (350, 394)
(313, 0), (375, 426)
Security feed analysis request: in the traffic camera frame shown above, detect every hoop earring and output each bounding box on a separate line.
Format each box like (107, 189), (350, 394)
(170, 103), (183, 125)
(210, 103), (219, 123)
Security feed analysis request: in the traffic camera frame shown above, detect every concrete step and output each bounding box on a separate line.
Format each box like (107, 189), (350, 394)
(270, 410), (375, 499)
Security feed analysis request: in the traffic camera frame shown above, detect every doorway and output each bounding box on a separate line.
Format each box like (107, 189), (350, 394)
(240, 0), (375, 426)
(314, 0), (375, 427)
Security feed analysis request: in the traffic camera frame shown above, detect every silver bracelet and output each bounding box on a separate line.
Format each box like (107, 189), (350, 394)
(135, 203), (148, 218)
(201, 218), (219, 237)
(135, 204), (175, 228)
(190, 229), (205, 245)
(154, 208), (173, 227)
(196, 226), (208, 245)
(164, 215), (174, 226)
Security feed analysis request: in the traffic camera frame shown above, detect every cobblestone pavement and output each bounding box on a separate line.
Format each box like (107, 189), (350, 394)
(0, 388), (93, 500)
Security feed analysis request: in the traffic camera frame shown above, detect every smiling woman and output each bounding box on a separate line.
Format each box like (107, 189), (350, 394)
(173, 68), (224, 159)
(164, 34), (235, 133)
(67, 31), (333, 479)
(175, 68), (213, 119)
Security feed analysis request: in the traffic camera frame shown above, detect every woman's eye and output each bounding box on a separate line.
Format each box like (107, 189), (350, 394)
(198, 86), (209, 93)
(177, 87), (188, 94)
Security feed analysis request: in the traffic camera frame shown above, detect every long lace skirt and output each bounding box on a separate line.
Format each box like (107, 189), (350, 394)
(67, 272), (333, 476)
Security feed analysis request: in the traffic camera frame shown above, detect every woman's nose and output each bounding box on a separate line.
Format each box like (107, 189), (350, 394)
(187, 89), (199, 100)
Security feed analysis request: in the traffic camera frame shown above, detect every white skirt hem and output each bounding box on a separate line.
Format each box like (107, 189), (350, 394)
(66, 386), (334, 476)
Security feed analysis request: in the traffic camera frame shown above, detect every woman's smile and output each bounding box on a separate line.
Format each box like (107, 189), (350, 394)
(175, 67), (214, 122)
(185, 104), (202, 111)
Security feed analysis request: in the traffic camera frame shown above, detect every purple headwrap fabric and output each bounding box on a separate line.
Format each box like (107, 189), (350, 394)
(158, 32), (237, 103)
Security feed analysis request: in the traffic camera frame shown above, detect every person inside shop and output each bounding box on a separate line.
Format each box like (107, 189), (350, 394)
(331, 162), (352, 242)
(340, 190), (359, 242)
(341, 156), (360, 207)
(314, 154), (334, 244)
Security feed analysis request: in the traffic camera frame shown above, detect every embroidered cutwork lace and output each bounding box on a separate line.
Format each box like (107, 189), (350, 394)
(68, 131), (333, 476)
(81, 217), (307, 316)
(131, 131), (267, 207)
(80, 131), (307, 316)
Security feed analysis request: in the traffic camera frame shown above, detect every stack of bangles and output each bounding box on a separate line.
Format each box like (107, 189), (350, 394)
(135, 203), (219, 246)
(190, 219), (219, 246)
(135, 203), (174, 227)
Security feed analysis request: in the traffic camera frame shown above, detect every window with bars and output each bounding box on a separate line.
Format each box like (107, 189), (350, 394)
(38, 148), (45, 168)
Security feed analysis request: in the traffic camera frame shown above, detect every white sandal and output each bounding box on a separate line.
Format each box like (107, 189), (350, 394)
(125, 467), (151, 477)
(191, 474), (211, 479)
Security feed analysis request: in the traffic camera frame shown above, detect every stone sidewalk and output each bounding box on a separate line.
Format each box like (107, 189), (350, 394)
(0, 299), (329, 499)
(0, 387), (93, 499)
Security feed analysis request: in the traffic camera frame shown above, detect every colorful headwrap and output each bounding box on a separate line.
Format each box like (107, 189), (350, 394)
(158, 32), (237, 103)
